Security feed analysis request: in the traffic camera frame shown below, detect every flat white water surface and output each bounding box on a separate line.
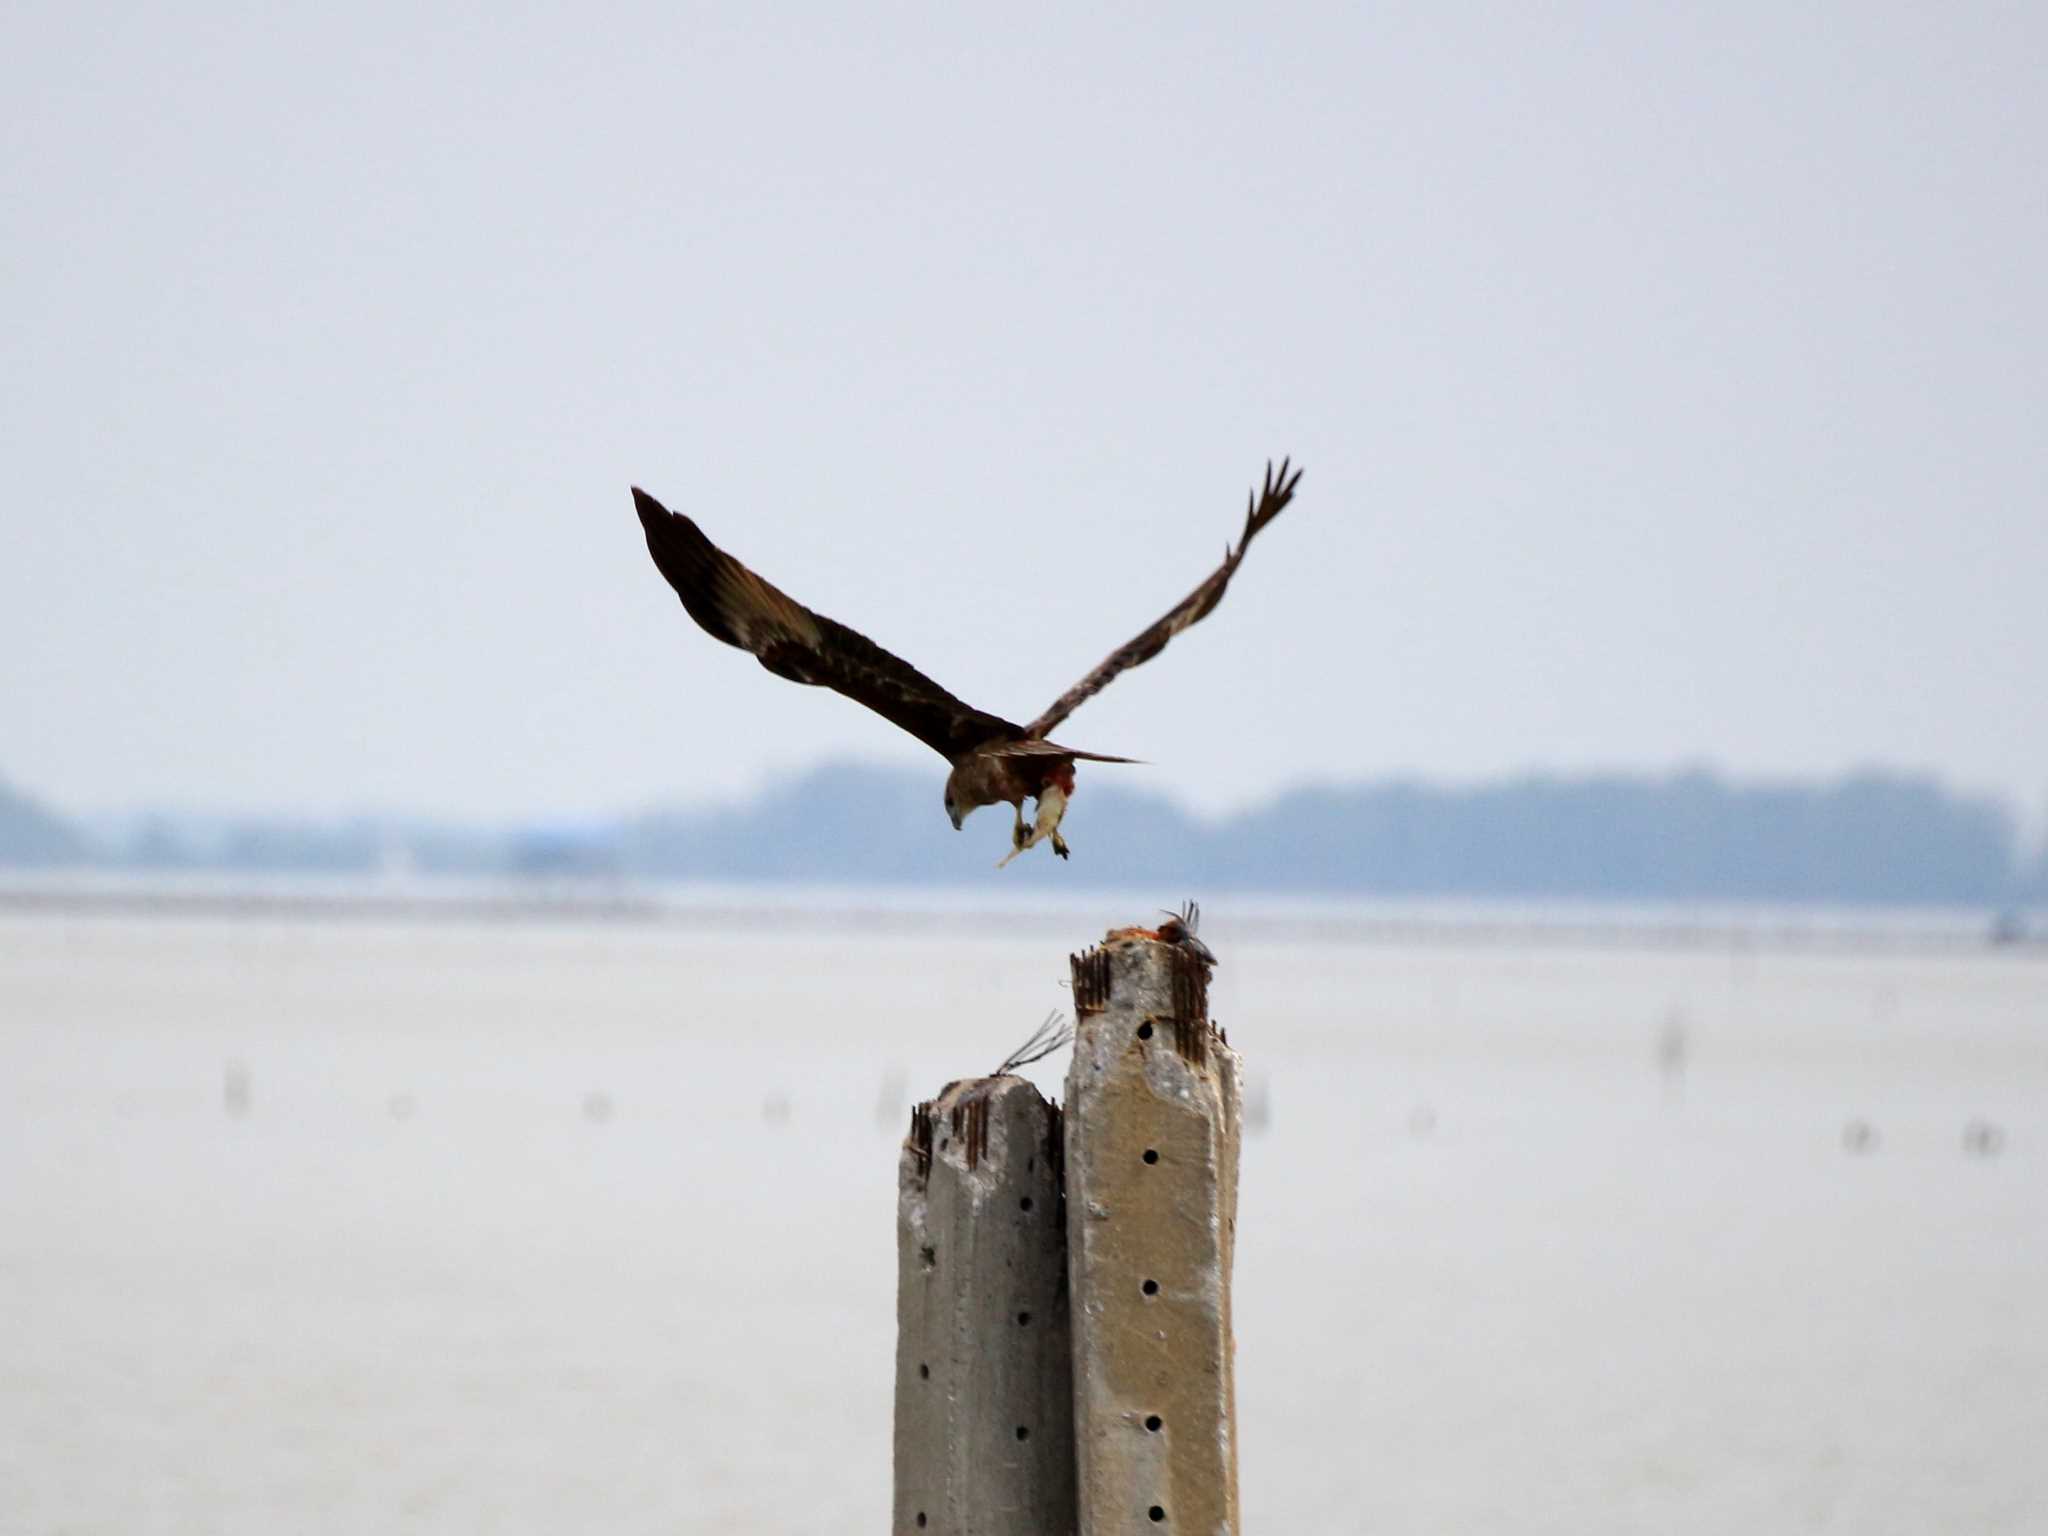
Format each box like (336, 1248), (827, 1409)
(2, 906), (2043, 1533)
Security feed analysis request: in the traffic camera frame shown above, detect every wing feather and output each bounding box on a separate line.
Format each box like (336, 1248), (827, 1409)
(633, 487), (1022, 760)
(1023, 459), (1303, 739)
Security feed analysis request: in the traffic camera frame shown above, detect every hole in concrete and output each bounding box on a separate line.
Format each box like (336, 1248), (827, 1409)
(1017, 1311), (1032, 1326)
(1015, 1425), (1030, 1441)
(1020, 1196), (1034, 1212)
(1141, 1278), (1159, 1296)
(939, 1138), (949, 1152)
(1137, 1022), (1154, 1040)
(1148, 1506), (1166, 1522)
(919, 1363), (930, 1379)
(916, 1515), (927, 1529)
(1144, 1414), (1163, 1432)
(1142, 1149), (1159, 1165)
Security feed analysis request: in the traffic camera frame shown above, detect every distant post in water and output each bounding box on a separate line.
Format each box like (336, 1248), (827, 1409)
(1064, 932), (1241, 1535)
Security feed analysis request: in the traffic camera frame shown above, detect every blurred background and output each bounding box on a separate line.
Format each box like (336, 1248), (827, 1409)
(2, 3), (2043, 1532)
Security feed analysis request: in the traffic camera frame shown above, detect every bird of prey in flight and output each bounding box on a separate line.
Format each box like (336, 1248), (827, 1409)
(632, 460), (1302, 865)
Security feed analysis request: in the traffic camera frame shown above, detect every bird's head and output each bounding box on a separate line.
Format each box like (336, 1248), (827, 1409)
(942, 765), (974, 835)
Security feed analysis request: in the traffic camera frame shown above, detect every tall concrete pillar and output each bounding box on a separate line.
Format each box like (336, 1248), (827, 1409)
(1064, 936), (1241, 1535)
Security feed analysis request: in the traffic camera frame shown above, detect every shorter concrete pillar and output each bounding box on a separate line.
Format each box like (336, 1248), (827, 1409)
(893, 1076), (1076, 1535)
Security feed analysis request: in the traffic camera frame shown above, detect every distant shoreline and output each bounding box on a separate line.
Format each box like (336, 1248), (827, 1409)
(11, 760), (2043, 910)
(3, 869), (2039, 956)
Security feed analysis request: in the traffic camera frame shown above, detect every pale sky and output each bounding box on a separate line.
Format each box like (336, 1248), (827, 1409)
(3, 3), (2043, 825)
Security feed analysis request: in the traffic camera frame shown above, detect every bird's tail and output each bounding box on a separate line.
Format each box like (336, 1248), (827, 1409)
(986, 739), (1144, 765)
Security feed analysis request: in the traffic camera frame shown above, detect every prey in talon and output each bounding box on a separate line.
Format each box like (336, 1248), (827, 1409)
(995, 780), (1070, 868)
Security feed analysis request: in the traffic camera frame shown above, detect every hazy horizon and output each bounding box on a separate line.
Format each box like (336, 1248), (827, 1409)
(10, 755), (2043, 909)
(8, 751), (2040, 840)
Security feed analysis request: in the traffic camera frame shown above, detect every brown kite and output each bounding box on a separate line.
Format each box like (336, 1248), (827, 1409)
(633, 460), (1302, 865)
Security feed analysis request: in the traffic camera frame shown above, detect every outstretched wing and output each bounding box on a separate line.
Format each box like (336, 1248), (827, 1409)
(1024, 458), (1303, 739)
(634, 487), (1023, 760)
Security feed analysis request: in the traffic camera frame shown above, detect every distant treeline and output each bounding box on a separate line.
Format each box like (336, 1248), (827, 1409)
(4, 762), (2044, 906)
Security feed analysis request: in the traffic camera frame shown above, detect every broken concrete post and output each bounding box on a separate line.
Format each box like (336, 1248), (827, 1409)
(893, 1075), (1076, 1535)
(1064, 934), (1241, 1535)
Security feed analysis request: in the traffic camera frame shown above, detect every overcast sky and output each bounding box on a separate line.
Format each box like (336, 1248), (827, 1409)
(3, 3), (2043, 826)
